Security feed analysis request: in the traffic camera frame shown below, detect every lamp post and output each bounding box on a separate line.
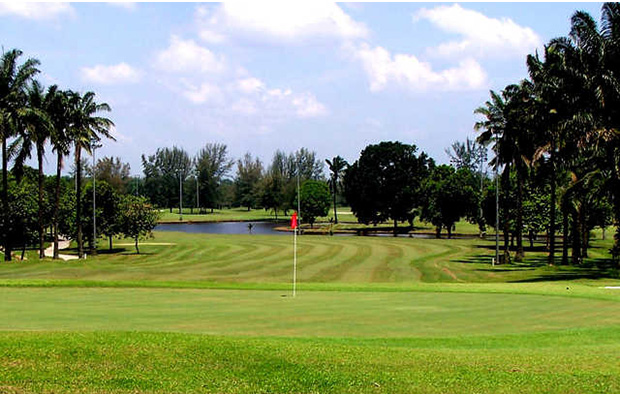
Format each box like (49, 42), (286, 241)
(494, 132), (499, 267)
(178, 170), (184, 221)
(195, 170), (200, 213)
(91, 140), (102, 252)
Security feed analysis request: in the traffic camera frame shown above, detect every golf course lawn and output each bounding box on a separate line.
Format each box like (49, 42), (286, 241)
(1, 232), (619, 393)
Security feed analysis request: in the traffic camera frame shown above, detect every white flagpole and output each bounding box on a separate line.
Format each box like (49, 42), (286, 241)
(293, 226), (297, 297)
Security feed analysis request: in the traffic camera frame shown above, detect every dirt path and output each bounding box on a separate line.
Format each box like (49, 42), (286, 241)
(43, 239), (78, 261)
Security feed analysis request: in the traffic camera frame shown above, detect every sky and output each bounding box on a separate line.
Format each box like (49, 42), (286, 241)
(0, 1), (605, 178)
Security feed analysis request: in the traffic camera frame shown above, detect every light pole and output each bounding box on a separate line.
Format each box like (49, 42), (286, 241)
(494, 131), (499, 267)
(178, 170), (184, 221)
(92, 140), (102, 252)
(195, 170), (200, 213)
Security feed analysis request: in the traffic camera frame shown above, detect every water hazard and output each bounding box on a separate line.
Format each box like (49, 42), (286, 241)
(155, 221), (283, 235)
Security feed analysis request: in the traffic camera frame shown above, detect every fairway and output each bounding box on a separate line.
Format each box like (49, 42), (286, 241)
(1, 231), (619, 393)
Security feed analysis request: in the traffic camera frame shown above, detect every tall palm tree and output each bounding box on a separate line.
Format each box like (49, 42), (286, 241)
(67, 91), (114, 258)
(475, 89), (507, 262)
(10, 80), (53, 258)
(325, 156), (348, 224)
(48, 88), (71, 259)
(0, 49), (40, 261)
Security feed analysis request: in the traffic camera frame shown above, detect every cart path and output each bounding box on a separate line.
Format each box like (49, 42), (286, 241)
(43, 239), (78, 261)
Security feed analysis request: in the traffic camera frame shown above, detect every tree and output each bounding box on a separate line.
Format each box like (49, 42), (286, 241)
(0, 48), (40, 261)
(93, 156), (131, 194)
(141, 146), (192, 211)
(344, 141), (433, 235)
(445, 138), (487, 173)
(299, 180), (330, 228)
(119, 195), (159, 254)
(67, 91), (114, 258)
(325, 156), (348, 224)
(420, 165), (478, 238)
(195, 143), (234, 211)
(48, 88), (72, 259)
(234, 153), (263, 210)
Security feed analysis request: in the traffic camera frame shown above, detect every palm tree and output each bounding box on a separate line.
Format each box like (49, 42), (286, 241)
(10, 80), (53, 258)
(325, 156), (348, 224)
(475, 89), (507, 263)
(67, 91), (114, 258)
(48, 88), (71, 259)
(0, 49), (40, 261)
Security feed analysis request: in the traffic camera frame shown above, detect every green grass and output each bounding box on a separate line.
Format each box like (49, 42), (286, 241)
(0, 231), (616, 284)
(2, 329), (619, 393)
(1, 231), (619, 393)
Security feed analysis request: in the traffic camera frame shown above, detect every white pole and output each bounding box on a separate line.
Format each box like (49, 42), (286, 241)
(293, 227), (297, 297)
(92, 145), (96, 251)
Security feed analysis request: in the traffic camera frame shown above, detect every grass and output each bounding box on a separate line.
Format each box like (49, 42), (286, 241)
(0, 231), (616, 283)
(1, 230), (619, 393)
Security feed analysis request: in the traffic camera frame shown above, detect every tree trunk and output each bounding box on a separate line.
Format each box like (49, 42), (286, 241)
(53, 153), (62, 259)
(135, 237), (140, 254)
(37, 143), (45, 259)
(393, 219), (398, 237)
(581, 208), (589, 259)
(502, 167), (510, 256)
(109, 235), (113, 251)
(548, 149), (557, 265)
(435, 225), (441, 239)
(333, 178), (338, 224)
(571, 208), (581, 265)
(514, 168), (524, 261)
(76, 145), (84, 259)
(561, 195), (569, 266)
(2, 138), (11, 262)
(447, 223), (453, 239)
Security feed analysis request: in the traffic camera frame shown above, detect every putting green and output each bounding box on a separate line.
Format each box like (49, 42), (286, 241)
(2, 287), (619, 337)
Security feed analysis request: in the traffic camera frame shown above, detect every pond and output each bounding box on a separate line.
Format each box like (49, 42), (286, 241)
(155, 221), (284, 235)
(154, 222), (454, 238)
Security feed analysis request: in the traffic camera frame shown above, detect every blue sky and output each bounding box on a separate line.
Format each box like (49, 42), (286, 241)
(0, 2), (605, 177)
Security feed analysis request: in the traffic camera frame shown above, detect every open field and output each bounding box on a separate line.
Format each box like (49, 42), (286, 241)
(1, 232), (619, 393)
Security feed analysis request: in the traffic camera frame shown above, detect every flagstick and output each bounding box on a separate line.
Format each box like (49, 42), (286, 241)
(293, 226), (297, 297)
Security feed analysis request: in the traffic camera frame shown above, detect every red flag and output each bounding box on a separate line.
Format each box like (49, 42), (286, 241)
(291, 212), (298, 229)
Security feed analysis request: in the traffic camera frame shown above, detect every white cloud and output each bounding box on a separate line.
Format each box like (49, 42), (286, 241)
(182, 82), (222, 104)
(292, 93), (328, 118)
(414, 4), (541, 58)
(351, 42), (487, 92)
(107, 2), (137, 11)
(155, 35), (226, 74)
(195, 2), (368, 44)
(236, 77), (265, 94)
(0, 2), (74, 20)
(81, 63), (141, 85)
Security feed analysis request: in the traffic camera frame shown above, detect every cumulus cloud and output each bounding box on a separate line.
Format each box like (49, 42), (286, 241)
(152, 33), (328, 120)
(0, 2), (74, 20)
(195, 2), (368, 44)
(351, 42), (487, 92)
(155, 35), (226, 74)
(414, 4), (542, 58)
(81, 63), (141, 85)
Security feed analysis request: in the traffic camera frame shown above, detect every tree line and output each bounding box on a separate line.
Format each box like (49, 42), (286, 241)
(473, 3), (620, 265)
